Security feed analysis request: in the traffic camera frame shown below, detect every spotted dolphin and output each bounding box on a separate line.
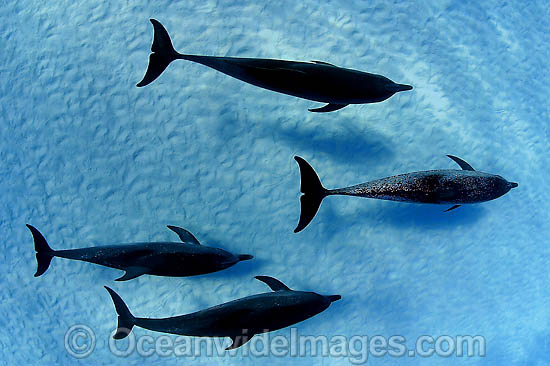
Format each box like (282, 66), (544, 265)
(105, 276), (340, 349)
(294, 155), (518, 232)
(137, 19), (412, 112)
(27, 224), (253, 281)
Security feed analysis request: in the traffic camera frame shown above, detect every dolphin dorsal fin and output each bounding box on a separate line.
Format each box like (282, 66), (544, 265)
(240, 63), (307, 76)
(311, 60), (335, 66)
(255, 276), (291, 291)
(167, 225), (200, 245)
(447, 155), (475, 171)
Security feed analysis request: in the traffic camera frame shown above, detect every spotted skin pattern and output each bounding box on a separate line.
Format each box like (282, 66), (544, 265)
(328, 170), (516, 204)
(293, 155), (518, 233)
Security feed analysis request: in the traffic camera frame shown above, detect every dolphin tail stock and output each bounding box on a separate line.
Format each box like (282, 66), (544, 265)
(293, 156), (328, 233)
(26, 224), (55, 277)
(137, 19), (184, 87)
(105, 287), (136, 340)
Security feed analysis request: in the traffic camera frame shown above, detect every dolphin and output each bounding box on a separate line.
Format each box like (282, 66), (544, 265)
(105, 276), (340, 349)
(136, 19), (412, 112)
(294, 155), (518, 232)
(27, 224), (253, 281)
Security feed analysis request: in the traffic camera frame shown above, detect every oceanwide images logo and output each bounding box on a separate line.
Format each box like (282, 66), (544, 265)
(64, 325), (486, 363)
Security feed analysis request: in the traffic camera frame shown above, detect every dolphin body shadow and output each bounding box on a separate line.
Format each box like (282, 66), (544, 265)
(105, 276), (341, 349)
(136, 19), (413, 112)
(293, 155), (518, 232)
(27, 224), (253, 281)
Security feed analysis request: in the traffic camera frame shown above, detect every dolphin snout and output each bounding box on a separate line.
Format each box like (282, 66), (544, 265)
(238, 254), (254, 261)
(386, 83), (413, 93)
(326, 295), (341, 302)
(510, 182), (518, 188)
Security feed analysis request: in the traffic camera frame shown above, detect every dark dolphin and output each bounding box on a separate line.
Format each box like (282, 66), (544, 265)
(137, 19), (412, 112)
(27, 224), (253, 281)
(105, 276), (340, 349)
(294, 155), (518, 232)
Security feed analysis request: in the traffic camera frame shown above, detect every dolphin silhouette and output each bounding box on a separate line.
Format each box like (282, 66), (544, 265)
(27, 224), (253, 281)
(294, 155), (518, 232)
(137, 19), (412, 112)
(105, 276), (340, 349)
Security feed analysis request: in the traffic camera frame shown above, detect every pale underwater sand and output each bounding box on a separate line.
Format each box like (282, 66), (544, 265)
(1, 0), (549, 365)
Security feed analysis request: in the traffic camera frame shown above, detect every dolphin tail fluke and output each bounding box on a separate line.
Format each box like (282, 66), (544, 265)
(105, 286), (136, 340)
(294, 156), (328, 233)
(136, 19), (181, 87)
(26, 224), (55, 277)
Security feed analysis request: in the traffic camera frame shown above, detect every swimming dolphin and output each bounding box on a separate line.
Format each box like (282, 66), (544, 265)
(105, 276), (340, 349)
(27, 224), (253, 281)
(294, 155), (518, 232)
(137, 19), (412, 112)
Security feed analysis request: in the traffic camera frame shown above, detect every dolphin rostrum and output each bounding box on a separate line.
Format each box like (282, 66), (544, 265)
(137, 19), (412, 112)
(105, 276), (341, 349)
(294, 155), (518, 232)
(27, 224), (253, 281)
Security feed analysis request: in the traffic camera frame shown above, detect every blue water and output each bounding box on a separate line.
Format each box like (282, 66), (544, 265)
(2, 1), (549, 365)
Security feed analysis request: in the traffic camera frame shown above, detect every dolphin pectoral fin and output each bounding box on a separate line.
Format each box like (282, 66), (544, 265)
(226, 334), (254, 350)
(310, 60), (336, 66)
(446, 155), (475, 171)
(308, 103), (348, 113)
(167, 225), (201, 245)
(255, 276), (291, 291)
(115, 267), (149, 281)
(444, 205), (461, 212)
